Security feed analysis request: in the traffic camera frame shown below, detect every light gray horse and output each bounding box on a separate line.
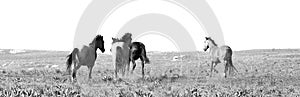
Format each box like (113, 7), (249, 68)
(111, 33), (132, 79)
(203, 37), (238, 78)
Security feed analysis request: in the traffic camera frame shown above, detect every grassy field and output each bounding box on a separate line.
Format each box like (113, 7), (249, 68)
(0, 49), (300, 96)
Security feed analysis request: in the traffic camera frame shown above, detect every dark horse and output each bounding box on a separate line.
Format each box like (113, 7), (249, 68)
(66, 35), (105, 81)
(129, 42), (150, 78)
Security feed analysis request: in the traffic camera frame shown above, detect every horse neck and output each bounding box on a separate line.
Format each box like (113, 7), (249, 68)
(112, 42), (129, 58)
(89, 42), (97, 52)
(208, 42), (218, 52)
(125, 42), (131, 47)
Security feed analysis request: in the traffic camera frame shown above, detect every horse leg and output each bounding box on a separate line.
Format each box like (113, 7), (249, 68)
(224, 60), (229, 78)
(213, 63), (219, 73)
(122, 67), (125, 77)
(122, 61), (126, 76)
(88, 65), (94, 79)
(131, 60), (136, 74)
(72, 64), (81, 82)
(210, 61), (214, 77)
(141, 58), (145, 79)
(115, 64), (118, 79)
(127, 58), (131, 75)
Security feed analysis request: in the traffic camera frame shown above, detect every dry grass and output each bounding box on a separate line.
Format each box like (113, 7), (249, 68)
(0, 49), (300, 96)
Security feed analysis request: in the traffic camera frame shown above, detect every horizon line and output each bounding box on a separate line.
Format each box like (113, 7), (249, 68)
(1, 48), (299, 52)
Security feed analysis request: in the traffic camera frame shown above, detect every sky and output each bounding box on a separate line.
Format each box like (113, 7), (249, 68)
(0, 0), (299, 51)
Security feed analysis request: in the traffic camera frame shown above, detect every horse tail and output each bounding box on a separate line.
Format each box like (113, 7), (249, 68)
(229, 58), (238, 74)
(226, 46), (233, 58)
(226, 46), (238, 73)
(141, 43), (150, 64)
(115, 46), (125, 76)
(66, 48), (79, 70)
(66, 54), (72, 69)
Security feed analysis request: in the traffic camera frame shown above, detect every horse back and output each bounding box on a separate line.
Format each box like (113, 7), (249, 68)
(130, 42), (144, 59)
(76, 45), (96, 65)
(116, 46), (124, 62)
(112, 42), (130, 64)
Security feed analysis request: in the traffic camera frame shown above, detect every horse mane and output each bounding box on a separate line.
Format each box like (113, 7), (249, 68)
(121, 33), (132, 41)
(206, 37), (218, 46)
(112, 33), (132, 44)
(89, 35), (103, 45)
(112, 38), (125, 44)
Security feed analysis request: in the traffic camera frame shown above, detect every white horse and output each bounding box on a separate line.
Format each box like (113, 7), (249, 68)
(203, 37), (238, 78)
(111, 33), (132, 78)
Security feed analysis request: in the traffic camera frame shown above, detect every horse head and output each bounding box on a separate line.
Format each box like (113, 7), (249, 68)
(121, 32), (132, 45)
(203, 37), (210, 51)
(203, 37), (218, 51)
(111, 33), (132, 45)
(111, 37), (119, 44)
(94, 35), (105, 53)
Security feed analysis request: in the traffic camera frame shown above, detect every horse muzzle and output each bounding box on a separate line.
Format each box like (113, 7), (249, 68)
(100, 48), (105, 53)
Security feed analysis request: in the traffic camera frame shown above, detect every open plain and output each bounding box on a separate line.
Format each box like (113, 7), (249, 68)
(0, 49), (300, 96)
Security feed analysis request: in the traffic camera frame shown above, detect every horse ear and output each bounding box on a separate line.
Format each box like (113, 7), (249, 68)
(127, 32), (132, 36)
(205, 37), (209, 40)
(112, 37), (118, 41)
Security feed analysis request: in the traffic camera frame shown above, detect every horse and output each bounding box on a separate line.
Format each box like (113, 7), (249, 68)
(129, 42), (150, 78)
(111, 33), (132, 78)
(203, 37), (238, 78)
(66, 35), (105, 81)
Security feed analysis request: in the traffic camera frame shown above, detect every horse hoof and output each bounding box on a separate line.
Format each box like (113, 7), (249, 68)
(222, 73), (226, 77)
(72, 78), (78, 82)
